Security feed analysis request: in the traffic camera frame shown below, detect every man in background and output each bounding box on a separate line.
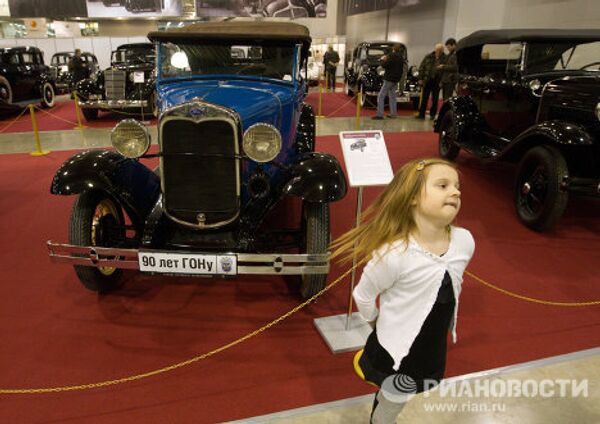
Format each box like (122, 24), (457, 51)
(323, 45), (340, 91)
(68, 49), (87, 88)
(372, 44), (405, 120)
(417, 43), (445, 119)
(438, 38), (458, 101)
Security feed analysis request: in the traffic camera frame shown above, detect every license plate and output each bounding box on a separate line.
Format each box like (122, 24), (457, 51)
(139, 252), (237, 275)
(133, 71), (145, 83)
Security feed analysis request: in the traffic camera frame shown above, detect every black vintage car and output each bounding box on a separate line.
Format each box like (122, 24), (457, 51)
(434, 29), (600, 231)
(0, 46), (56, 108)
(344, 41), (420, 109)
(124, 0), (162, 12)
(50, 51), (99, 94)
(75, 43), (156, 121)
(47, 22), (347, 300)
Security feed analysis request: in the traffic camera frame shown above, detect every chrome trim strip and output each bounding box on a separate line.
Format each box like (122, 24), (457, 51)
(47, 241), (330, 275)
(79, 100), (148, 109)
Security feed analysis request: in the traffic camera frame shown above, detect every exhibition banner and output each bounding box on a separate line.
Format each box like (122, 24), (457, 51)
(8, 0), (88, 18)
(87, 0), (184, 19)
(196, 0), (327, 18)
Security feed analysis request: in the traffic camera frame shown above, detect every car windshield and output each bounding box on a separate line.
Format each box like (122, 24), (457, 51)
(526, 41), (600, 74)
(52, 55), (70, 65)
(112, 46), (155, 65)
(158, 41), (296, 82)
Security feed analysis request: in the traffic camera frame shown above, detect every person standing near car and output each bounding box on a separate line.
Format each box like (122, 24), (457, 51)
(68, 49), (87, 88)
(323, 45), (340, 91)
(417, 43), (445, 119)
(372, 44), (405, 120)
(438, 38), (458, 101)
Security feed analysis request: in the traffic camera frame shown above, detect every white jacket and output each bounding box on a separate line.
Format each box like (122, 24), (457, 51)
(353, 226), (475, 369)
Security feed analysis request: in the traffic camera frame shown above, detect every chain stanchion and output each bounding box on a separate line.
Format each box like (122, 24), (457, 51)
(72, 92), (87, 130)
(316, 76), (325, 119)
(355, 87), (362, 130)
(28, 104), (49, 156)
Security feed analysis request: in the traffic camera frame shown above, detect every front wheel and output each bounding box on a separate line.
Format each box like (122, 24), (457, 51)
(82, 108), (99, 121)
(40, 82), (55, 108)
(359, 89), (375, 108)
(69, 191), (126, 293)
(0, 76), (13, 104)
(438, 111), (460, 160)
(300, 202), (330, 300)
(515, 146), (569, 232)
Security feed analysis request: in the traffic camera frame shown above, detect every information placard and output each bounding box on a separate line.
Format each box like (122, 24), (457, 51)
(339, 130), (394, 187)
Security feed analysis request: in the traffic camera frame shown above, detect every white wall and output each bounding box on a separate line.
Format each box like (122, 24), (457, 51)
(453, 0), (600, 39)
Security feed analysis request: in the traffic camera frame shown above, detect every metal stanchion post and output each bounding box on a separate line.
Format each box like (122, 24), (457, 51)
(29, 104), (49, 156)
(72, 92), (87, 130)
(356, 87), (362, 130)
(316, 77), (324, 119)
(346, 186), (363, 330)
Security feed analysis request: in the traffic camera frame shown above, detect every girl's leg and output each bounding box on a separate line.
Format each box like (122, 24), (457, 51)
(371, 390), (407, 424)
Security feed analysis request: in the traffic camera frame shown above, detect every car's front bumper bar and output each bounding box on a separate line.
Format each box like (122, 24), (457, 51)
(79, 99), (148, 109)
(47, 241), (330, 275)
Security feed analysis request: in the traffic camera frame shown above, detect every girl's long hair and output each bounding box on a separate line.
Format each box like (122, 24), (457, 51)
(330, 157), (456, 264)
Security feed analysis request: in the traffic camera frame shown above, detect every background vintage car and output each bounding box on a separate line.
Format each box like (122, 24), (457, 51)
(0, 46), (56, 109)
(50, 51), (99, 94)
(434, 29), (600, 231)
(49, 22), (347, 300)
(75, 42), (157, 120)
(344, 41), (420, 109)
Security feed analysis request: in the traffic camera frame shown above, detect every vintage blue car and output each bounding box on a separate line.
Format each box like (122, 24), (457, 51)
(47, 22), (347, 299)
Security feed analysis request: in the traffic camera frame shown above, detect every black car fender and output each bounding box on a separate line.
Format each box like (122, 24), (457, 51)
(75, 77), (101, 99)
(435, 96), (484, 144)
(345, 68), (357, 86)
(35, 72), (56, 94)
(282, 153), (347, 202)
(500, 120), (595, 161)
(360, 70), (381, 92)
(50, 150), (161, 228)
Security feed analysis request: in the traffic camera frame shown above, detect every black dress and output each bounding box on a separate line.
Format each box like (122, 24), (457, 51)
(359, 271), (455, 392)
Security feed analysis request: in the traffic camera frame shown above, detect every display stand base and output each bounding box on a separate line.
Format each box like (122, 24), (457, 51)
(313, 312), (371, 354)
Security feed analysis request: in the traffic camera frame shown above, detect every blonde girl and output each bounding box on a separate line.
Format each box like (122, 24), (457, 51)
(331, 158), (475, 423)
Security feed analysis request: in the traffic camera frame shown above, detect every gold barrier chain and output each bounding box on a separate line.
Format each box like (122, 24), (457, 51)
(0, 107), (29, 133)
(0, 266), (354, 394)
(324, 93), (360, 118)
(33, 104), (79, 127)
(466, 270), (600, 307)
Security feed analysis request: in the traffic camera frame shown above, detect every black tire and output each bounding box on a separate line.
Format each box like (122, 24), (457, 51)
(359, 89), (375, 108)
(40, 82), (55, 108)
(300, 202), (330, 300)
(0, 76), (13, 104)
(82, 108), (99, 121)
(515, 146), (569, 232)
(438, 111), (460, 160)
(69, 191), (126, 293)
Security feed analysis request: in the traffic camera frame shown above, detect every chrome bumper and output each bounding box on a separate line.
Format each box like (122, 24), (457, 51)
(47, 241), (330, 276)
(79, 99), (148, 109)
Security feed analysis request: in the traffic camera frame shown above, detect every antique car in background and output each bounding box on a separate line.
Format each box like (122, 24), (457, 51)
(50, 51), (99, 94)
(75, 42), (156, 121)
(124, 0), (163, 13)
(48, 22), (347, 300)
(0, 46), (56, 108)
(435, 29), (600, 231)
(344, 41), (420, 109)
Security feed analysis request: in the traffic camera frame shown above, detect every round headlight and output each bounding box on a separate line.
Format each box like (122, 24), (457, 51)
(111, 119), (151, 158)
(529, 79), (541, 91)
(595, 102), (600, 122)
(243, 123), (282, 163)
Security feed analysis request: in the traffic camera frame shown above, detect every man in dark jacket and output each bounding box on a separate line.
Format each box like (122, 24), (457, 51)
(417, 43), (445, 119)
(438, 38), (458, 100)
(68, 49), (87, 88)
(372, 44), (405, 120)
(323, 45), (340, 91)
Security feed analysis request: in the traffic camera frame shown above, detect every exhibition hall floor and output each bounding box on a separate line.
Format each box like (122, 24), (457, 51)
(0, 98), (598, 423)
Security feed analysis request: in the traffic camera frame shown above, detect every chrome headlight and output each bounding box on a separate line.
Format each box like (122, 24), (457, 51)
(595, 102), (600, 121)
(377, 66), (385, 76)
(111, 119), (151, 158)
(243, 123), (282, 163)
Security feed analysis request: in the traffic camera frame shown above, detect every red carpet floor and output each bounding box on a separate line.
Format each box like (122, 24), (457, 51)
(0, 132), (599, 423)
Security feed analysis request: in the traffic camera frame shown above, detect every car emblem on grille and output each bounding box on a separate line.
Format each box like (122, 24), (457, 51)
(220, 257), (233, 273)
(189, 107), (203, 117)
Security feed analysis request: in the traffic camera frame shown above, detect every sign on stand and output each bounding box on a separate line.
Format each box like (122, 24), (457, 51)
(314, 130), (394, 354)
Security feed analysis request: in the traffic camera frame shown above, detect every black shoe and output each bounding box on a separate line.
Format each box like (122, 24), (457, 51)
(371, 115), (384, 120)
(386, 115), (397, 119)
(415, 115), (425, 119)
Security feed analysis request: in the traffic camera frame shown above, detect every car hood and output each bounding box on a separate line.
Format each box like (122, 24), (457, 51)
(156, 79), (297, 130)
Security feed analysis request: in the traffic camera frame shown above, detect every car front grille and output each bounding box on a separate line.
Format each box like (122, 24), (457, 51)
(104, 69), (126, 100)
(161, 118), (240, 228)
